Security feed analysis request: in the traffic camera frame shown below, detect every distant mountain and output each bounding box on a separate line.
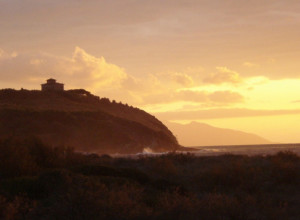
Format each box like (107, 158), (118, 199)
(0, 89), (179, 154)
(165, 121), (271, 147)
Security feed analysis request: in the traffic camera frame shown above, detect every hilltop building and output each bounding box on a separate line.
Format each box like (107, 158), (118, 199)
(41, 78), (64, 91)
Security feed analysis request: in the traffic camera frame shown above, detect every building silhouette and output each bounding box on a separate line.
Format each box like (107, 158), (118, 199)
(41, 78), (64, 91)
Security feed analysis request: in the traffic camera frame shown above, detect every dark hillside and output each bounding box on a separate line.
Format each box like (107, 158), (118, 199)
(0, 89), (179, 154)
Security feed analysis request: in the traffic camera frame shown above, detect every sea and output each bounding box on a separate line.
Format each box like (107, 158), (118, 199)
(128, 143), (300, 158)
(191, 143), (300, 156)
(108, 143), (300, 158)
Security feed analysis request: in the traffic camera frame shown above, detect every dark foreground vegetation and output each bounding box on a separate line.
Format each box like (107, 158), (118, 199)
(0, 138), (299, 220)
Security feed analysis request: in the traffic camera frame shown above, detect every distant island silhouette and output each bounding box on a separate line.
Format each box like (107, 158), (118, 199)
(166, 121), (271, 147)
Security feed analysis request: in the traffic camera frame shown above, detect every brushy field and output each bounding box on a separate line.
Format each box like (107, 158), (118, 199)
(0, 138), (299, 220)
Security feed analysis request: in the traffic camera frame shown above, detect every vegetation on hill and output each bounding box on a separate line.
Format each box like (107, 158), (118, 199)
(0, 138), (299, 220)
(0, 89), (179, 154)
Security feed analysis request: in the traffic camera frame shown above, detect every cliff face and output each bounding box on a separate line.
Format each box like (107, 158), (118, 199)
(0, 89), (179, 154)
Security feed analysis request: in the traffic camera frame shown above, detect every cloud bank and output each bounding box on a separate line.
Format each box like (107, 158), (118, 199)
(1, 47), (298, 118)
(0, 47), (247, 107)
(155, 108), (300, 121)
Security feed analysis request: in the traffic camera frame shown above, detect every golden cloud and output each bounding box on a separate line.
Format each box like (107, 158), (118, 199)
(70, 47), (128, 89)
(243, 62), (259, 67)
(154, 108), (300, 121)
(0, 47), (128, 91)
(0, 49), (17, 60)
(171, 72), (194, 87)
(208, 91), (244, 103)
(142, 90), (244, 105)
(203, 66), (243, 84)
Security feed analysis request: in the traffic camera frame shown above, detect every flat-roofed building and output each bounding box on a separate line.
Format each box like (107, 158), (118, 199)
(41, 78), (64, 91)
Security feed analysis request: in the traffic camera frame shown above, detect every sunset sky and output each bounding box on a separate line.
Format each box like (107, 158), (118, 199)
(1, 0), (300, 143)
